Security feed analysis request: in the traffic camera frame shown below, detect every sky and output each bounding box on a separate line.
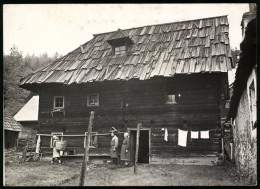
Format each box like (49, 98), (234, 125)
(3, 4), (249, 83)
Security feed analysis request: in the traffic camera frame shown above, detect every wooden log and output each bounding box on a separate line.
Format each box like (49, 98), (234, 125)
(134, 123), (142, 174)
(79, 111), (94, 186)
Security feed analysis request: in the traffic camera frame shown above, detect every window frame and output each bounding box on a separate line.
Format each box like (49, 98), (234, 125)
(87, 93), (99, 107)
(53, 96), (65, 109)
(50, 132), (63, 148)
(114, 45), (126, 55)
(166, 94), (177, 104)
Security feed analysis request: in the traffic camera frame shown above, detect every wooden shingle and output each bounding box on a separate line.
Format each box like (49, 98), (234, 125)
(20, 15), (233, 86)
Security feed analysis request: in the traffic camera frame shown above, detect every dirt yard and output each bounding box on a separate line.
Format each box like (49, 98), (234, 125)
(4, 156), (252, 186)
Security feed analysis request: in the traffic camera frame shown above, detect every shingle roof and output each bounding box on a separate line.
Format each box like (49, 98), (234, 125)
(14, 95), (39, 122)
(20, 15), (234, 86)
(4, 113), (22, 132)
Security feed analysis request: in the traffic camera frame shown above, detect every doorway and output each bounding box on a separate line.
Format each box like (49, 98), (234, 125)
(129, 129), (150, 164)
(4, 130), (19, 149)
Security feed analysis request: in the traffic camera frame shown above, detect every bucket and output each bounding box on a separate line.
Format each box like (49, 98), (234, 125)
(55, 141), (67, 151)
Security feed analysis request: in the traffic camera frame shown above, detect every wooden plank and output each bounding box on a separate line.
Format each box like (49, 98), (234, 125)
(134, 123), (142, 174)
(175, 60), (185, 74)
(188, 58), (196, 73)
(158, 62), (168, 76)
(79, 111), (94, 186)
(150, 51), (165, 77)
(164, 56), (174, 76)
(219, 56), (227, 72)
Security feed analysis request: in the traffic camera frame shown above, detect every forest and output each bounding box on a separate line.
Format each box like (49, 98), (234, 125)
(3, 45), (62, 116)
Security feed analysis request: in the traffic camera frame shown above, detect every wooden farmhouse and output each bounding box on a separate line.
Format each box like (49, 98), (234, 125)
(20, 15), (234, 164)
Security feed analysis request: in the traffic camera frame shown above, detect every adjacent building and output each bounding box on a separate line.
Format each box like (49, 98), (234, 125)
(14, 95), (39, 147)
(227, 4), (257, 184)
(4, 113), (22, 149)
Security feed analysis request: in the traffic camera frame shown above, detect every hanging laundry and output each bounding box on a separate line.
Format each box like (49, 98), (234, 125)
(35, 135), (41, 154)
(164, 129), (168, 141)
(178, 129), (188, 147)
(191, 131), (199, 139)
(200, 130), (210, 139)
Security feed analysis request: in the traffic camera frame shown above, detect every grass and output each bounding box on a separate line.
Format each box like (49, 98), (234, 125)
(4, 160), (250, 186)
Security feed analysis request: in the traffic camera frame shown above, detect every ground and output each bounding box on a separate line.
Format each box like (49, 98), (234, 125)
(4, 150), (252, 186)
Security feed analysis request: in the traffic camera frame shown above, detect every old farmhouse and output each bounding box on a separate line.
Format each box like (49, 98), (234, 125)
(20, 15), (234, 164)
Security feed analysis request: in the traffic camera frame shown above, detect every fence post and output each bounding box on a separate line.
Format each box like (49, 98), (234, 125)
(79, 111), (94, 186)
(134, 122), (142, 174)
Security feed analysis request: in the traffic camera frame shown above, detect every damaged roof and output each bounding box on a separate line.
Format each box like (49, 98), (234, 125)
(20, 15), (234, 87)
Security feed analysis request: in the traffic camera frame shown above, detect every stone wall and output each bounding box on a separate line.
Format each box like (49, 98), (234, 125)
(233, 88), (257, 184)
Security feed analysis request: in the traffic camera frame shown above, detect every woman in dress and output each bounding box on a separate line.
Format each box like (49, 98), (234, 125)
(51, 135), (62, 164)
(121, 132), (130, 166)
(110, 127), (119, 167)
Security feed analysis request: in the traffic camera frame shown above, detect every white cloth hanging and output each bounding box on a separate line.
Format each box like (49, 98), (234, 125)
(178, 129), (188, 147)
(35, 135), (41, 153)
(164, 129), (168, 141)
(200, 130), (209, 139)
(191, 131), (199, 139)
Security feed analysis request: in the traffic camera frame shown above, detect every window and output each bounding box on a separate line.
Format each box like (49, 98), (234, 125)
(87, 94), (99, 107)
(50, 132), (63, 148)
(114, 45), (126, 55)
(166, 93), (181, 104)
(166, 94), (177, 104)
(84, 132), (98, 148)
(249, 80), (257, 129)
(54, 96), (64, 109)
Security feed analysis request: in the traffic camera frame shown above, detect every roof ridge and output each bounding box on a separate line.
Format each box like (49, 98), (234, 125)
(93, 15), (228, 37)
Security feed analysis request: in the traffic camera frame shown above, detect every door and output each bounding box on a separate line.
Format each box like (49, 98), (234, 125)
(129, 129), (150, 164)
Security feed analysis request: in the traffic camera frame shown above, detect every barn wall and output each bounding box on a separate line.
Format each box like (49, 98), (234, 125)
(38, 73), (223, 158)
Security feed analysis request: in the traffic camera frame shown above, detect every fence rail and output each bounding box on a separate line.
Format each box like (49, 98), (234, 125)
(36, 132), (125, 137)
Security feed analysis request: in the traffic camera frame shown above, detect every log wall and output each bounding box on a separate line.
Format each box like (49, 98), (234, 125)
(38, 73), (225, 157)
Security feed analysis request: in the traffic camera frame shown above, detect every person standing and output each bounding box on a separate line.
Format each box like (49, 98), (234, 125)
(110, 127), (119, 167)
(121, 132), (130, 166)
(51, 135), (62, 164)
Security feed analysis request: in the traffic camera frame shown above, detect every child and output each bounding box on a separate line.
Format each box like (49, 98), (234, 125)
(51, 135), (62, 164)
(110, 127), (119, 167)
(121, 132), (130, 166)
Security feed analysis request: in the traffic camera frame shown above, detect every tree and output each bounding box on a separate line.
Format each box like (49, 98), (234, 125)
(23, 52), (62, 71)
(3, 45), (33, 116)
(4, 46), (63, 116)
